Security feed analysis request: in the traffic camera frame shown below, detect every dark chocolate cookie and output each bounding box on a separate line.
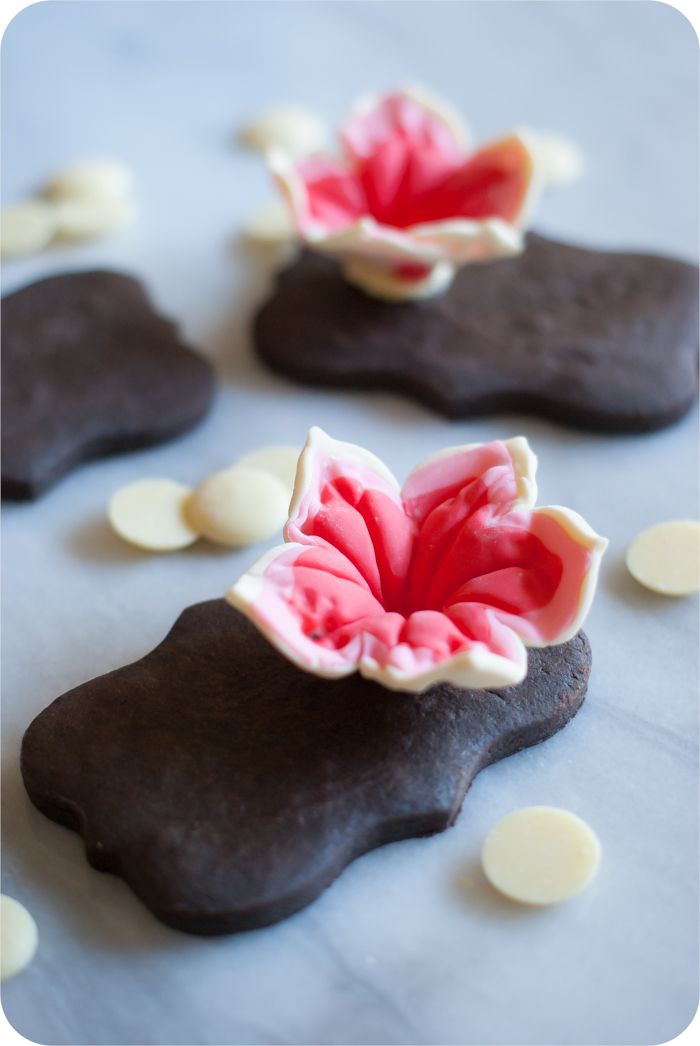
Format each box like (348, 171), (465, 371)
(254, 234), (698, 433)
(21, 599), (591, 936)
(2, 271), (216, 500)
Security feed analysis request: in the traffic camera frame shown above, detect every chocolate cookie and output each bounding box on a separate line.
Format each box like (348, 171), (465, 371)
(2, 271), (216, 500)
(254, 234), (698, 433)
(21, 599), (592, 936)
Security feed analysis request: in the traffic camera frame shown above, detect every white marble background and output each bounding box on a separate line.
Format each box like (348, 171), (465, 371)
(1, 2), (698, 1044)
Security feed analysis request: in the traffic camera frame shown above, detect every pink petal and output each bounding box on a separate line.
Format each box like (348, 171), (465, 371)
(287, 429), (415, 610)
(439, 515), (564, 621)
(487, 507), (606, 645)
(294, 156), (367, 233)
(403, 440), (536, 609)
(436, 506), (603, 647)
(402, 440), (532, 527)
(341, 92), (467, 229)
(342, 91), (465, 166)
(406, 134), (535, 226)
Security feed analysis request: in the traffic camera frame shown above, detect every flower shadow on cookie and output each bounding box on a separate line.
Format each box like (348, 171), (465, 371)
(270, 87), (539, 300)
(228, 428), (606, 693)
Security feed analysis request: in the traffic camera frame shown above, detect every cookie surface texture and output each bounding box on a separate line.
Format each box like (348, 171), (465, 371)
(254, 235), (698, 433)
(21, 600), (592, 936)
(2, 271), (215, 500)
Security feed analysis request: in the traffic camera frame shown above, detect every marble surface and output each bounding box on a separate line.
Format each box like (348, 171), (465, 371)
(1, 3), (698, 1043)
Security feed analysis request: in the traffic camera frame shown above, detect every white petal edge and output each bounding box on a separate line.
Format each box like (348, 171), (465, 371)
(306, 215), (524, 269)
(407, 216), (524, 264)
(356, 634), (527, 693)
(522, 505), (608, 647)
(226, 542), (359, 679)
(287, 426), (402, 538)
(403, 436), (539, 511)
(508, 127), (545, 229)
(307, 216), (444, 265)
(227, 544), (529, 693)
(345, 84), (472, 156)
(267, 146), (308, 232)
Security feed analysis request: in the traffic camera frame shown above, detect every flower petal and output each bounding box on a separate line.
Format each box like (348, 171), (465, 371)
(407, 133), (538, 227)
(341, 90), (469, 231)
(269, 149), (366, 236)
(356, 608), (527, 692)
(407, 216), (523, 264)
(439, 505), (606, 648)
(403, 437), (537, 527)
(228, 545), (527, 692)
(402, 439), (538, 613)
(227, 542), (384, 678)
(341, 88), (468, 169)
(308, 216), (444, 266)
(482, 506), (607, 646)
(286, 427), (415, 609)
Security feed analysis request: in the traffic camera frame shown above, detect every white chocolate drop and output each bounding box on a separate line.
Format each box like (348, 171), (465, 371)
(43, 159), (133, 201)
(237, 445), (300, 494)
(481, 806), (601, 905)
(1, 895), (38, 981)
(54, 196), (135, 242)
(244, 200), (295, 245)
(240, 105), (327, 157)
(626, 519), (700, 596)
(1, 200), (58, 257)
(186, 466), (289, 547)
(529, 132), (584, 187)
(108, 479), (200, 552)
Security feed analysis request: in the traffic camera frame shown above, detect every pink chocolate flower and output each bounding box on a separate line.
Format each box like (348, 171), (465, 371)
(227, 429), (606, 693)
(269, 88), (539, 298)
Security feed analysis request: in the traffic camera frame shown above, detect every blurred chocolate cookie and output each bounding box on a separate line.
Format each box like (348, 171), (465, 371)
(2, 271), (215, 499)
(254, 234), (698, 432)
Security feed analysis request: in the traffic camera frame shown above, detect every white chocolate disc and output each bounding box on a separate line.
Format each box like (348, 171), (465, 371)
(54, 196), (135, 242)
(186, 466), (289, 547)
(1, 895), (38, 981)
(481, 806), (601, 905)
(529, 131), (584, 187)
(626, 519), (700, 596)
(237, 445), (300, 494)
(244, 200), (295, 245)
(240, 105), (327, 157)
(108, 479), (200, 552)
(1, 199), (58, 257)
(44, 159), (133, 201)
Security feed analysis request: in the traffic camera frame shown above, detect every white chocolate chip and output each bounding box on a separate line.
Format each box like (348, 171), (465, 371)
(240, 105), (327, 157)
(1, 200), (58, 257)
(108, 479), (200, 552)
(481, 806), (601, 905)
(529, 132), (584, 187)
(244, 200), (295, 245)
(1, 895), (38, 981)
(186, 466), (289, 547)
(54, 196), (135, 242)
(43, 159), (133, 201)
(626, 519), (700, 596)
(237, 445), (300, 494)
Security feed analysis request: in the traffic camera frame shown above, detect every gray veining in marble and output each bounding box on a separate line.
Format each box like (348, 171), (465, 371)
(1, 2), (698, 1043)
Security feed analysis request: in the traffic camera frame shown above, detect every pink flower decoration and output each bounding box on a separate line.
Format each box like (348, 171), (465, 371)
(227, 429), (606, 693)
(269, 88), (540, 299)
